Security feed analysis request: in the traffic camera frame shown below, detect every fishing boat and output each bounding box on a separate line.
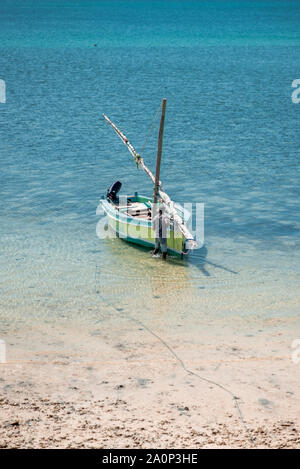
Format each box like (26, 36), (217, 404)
(100, 99), (197, 256)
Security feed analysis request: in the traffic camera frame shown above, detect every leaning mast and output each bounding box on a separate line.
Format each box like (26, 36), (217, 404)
(102, 105), (196, 249)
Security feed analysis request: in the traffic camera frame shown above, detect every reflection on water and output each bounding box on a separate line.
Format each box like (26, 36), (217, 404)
(94, 236), (241, 327)
(96, 238), (194, 317)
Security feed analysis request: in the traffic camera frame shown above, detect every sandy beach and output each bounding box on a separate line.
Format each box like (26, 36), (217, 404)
(1, 291), (300, 449)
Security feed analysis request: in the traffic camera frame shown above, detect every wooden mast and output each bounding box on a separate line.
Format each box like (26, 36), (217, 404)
(102, 104), (197, 250)
(153, 98), (167, 204)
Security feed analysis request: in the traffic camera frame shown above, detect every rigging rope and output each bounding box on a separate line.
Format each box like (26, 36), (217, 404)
(102, 112), (197, 249)
(139, 103), (162, 157)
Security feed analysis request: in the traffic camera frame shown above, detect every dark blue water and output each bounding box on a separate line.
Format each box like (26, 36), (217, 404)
(0, 1), (299, 328)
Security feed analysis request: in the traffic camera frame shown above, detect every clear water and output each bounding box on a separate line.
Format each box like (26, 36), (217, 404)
(0, 1), (300, 358)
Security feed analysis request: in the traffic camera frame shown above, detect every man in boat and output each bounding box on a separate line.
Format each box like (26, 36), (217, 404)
(152, 204), (170, 260)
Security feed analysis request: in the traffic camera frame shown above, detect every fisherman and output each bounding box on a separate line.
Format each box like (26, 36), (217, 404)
(152, 204), (170, 260)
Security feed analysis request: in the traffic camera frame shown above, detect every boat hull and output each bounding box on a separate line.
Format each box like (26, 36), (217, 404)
(100, 196), (188, 256)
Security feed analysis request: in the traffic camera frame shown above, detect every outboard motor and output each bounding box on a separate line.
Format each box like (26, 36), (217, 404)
(107, 181), (122, 202)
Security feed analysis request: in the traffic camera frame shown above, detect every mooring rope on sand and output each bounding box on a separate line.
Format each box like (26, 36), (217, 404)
(126, 311), (254, 446)
(94, 265), (255, 446)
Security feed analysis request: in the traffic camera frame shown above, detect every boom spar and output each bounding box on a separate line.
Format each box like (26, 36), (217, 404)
(102, 113), (197, 249)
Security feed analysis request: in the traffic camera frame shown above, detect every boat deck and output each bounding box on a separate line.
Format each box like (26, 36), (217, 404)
(113, 199), (152, 220)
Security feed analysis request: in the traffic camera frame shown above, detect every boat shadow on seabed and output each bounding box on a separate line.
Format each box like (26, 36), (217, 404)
(189, 245), (238, 277)
(105, 232), (238, 278)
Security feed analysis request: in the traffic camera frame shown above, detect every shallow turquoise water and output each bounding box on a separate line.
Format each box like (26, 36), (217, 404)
(0, 1), (299, 339)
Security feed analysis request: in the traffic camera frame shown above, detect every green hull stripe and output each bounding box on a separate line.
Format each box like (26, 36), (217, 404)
(101, 198), (187, 256)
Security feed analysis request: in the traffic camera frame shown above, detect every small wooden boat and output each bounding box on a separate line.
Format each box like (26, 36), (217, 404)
(100, 99), (196, 256)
